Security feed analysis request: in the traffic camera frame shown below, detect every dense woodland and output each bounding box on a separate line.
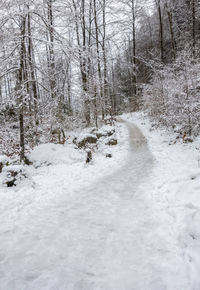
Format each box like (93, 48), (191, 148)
(0, 0), (200, 161)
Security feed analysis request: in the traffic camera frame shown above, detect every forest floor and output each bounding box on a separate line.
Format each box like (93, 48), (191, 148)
(0, 112), (200, 290)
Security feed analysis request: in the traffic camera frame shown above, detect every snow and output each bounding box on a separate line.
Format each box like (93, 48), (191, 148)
(0, 155), (9, 164)
(0, 113), (200, 289)
(29, 143), (85, 166)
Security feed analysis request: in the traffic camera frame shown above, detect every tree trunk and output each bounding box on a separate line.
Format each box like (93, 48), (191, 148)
(27, 8), (39, 124)
(157, 0), (164, 62)
(166, 4), (176, 60)
(102, 0), (109, 115)
(47, 0), (56, 98)
(72, 0), (90, 125)
(131, 0), (137, 111)
(192, 0), (196, 57)
(94, 0), (104, 120)
(19, 16), (26, 162)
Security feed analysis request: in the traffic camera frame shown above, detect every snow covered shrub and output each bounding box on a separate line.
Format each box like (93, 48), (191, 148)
(1, 165), (27, 187)
(0, 156), (10, 173)
(0, 103), (18, 122)
(143, 50), (200, 136)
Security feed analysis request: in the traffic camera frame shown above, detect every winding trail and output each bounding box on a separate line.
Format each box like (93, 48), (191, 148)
(0, 119), (191, 290)
(66, 119), (189, 290)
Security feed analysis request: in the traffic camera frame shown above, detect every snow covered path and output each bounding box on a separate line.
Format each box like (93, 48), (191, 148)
(0, 116), (198, 290)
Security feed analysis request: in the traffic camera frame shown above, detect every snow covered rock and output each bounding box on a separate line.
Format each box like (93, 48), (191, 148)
(76, 133), (97, 149)
(106, 138), (118, 146)
(93, 125), (115, 139)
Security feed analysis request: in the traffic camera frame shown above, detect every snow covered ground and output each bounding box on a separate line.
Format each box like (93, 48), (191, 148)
(0, 113), (200, 289)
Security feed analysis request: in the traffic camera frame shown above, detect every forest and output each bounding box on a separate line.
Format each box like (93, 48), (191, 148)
(1, 1), (200, 289)
(0, 0), (199, 161)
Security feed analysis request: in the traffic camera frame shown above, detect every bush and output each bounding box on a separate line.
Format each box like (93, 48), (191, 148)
(143, 50), (200, 136)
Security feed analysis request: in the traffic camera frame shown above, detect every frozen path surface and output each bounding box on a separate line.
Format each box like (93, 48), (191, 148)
(0, 118), (194, 290)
